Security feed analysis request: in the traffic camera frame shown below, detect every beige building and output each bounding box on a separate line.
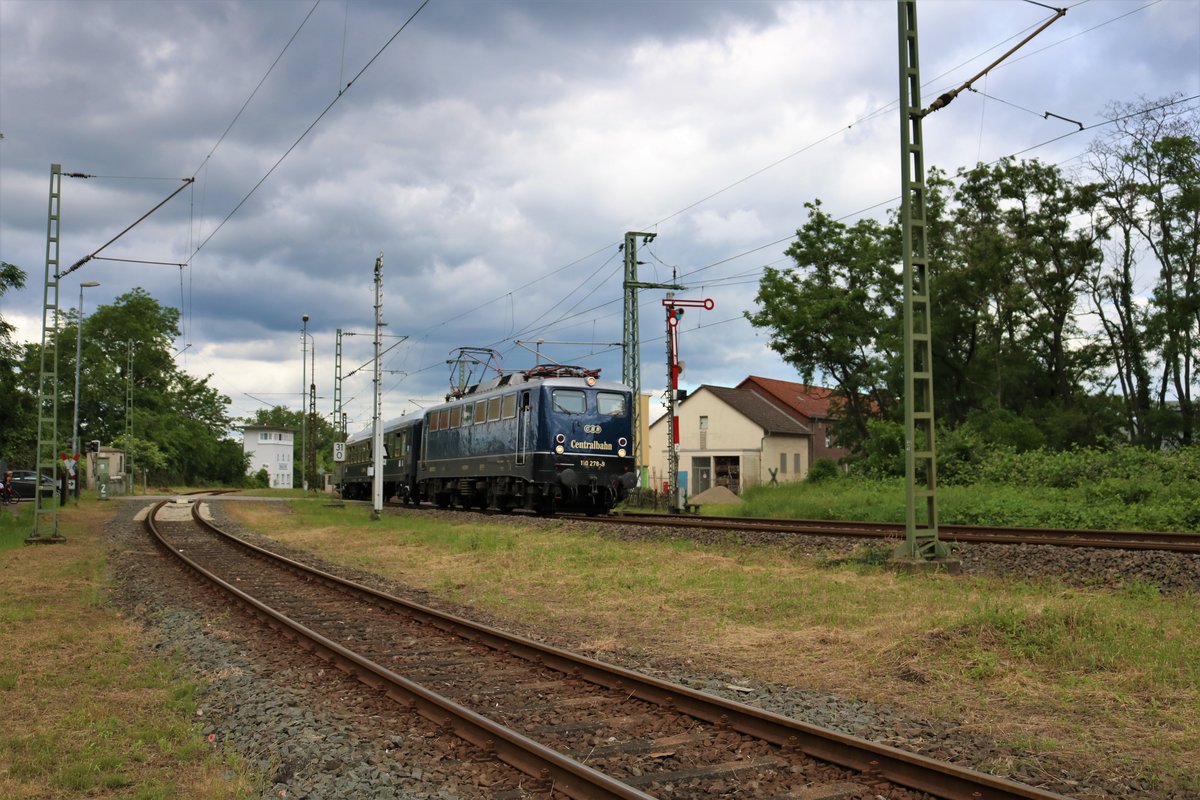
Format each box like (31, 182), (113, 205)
(646, 383), (812, 497)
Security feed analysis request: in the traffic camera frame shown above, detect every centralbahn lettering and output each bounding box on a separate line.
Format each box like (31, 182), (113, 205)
(571, 439), (613, 451)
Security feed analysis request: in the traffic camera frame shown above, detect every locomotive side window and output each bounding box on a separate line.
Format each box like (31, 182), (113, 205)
(427, 413), (439, 432)
(438, 409), (450, 430)
(501, 393), (517, 419)
(449, 406), (462, 429)
(474, 400), (487, 424)
(597, 392), (626, 416)
(487, 397), (502, 422)
(462, 403), (474, 425)
(552, 389), (586, 414)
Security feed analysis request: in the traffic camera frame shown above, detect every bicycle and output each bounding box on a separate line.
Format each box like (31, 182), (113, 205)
(0, 484), (17, 505)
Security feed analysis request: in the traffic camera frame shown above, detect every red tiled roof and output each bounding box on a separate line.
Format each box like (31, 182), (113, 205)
(736, 375), (837, 422)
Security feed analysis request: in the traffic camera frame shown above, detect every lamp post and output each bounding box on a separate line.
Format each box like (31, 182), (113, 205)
(301, 314), (310, 491)
(72, 281), (100, 499)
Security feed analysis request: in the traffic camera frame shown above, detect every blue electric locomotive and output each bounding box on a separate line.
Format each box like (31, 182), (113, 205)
(340, 366), (637, 514)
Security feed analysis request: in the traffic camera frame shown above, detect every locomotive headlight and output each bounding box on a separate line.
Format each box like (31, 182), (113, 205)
(555, 444), (565, 454)
(555, 433), (566, 444)
(618, 448), (626, 457)
(618, 437), (627, 447)
(586, 376), (596, 386)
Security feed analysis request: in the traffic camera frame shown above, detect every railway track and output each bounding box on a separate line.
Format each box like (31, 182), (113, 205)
(145, 498), (1072, 800)
(585, 512), (1200, 554)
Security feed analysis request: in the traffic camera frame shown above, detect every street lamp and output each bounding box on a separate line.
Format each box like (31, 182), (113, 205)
(301, 314), (310, 491)
(72, 281), (100, 498)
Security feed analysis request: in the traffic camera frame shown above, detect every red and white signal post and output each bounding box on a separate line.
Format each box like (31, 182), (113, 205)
(663, 295), (713, 512)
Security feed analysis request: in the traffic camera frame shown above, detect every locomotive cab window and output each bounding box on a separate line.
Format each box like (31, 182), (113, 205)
(597, 392), (626, 416)
(552, 389), (586, 414)
(502, 393), (517, 419)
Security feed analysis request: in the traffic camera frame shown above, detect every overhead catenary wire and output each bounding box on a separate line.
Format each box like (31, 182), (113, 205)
(187, 0), (432, 262)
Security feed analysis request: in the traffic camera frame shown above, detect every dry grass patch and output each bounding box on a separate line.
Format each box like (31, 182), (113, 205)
(0, 501), (258, 799)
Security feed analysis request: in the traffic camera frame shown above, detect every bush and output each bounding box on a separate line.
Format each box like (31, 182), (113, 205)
(806, 457), (841, 483)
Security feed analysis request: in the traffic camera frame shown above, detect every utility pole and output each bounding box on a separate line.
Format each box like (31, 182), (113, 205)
(622, 232), (684, 490)
(301, 314), (310, 491)
(125, 342), (134, 493)
(29, 164), (65, 542)
(371, 253), (385, 521)
(334, 328), (345, 437)
(893, 0), (1064, 563)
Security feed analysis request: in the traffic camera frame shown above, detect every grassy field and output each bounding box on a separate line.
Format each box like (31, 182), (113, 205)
(699, 478), (1200, 532)
(226, 499), (1200, 795)
(0, 499), (259, 799)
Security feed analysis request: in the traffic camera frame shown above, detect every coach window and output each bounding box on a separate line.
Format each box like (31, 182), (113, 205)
(552, 389), (586, 414)
(597, 392), (626, 416)
(487, 396), (502, 422)
(502, 393), (517, 419)
(474, 400), (487, 424)
(450, 406), (462, 428)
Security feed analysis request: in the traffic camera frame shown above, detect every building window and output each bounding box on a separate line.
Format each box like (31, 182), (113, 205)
(824, 429), (834, 448)
(794, 453), (802, 474)
(780, 452), (787, 474)
(699, 415), (709, 430)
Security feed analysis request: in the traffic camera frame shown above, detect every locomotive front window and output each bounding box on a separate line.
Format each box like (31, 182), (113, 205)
(552, 389), (586, 414)
(597, 392), (626, 416)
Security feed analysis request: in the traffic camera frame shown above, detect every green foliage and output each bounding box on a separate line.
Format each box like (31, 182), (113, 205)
(746, 200), (900, 451)
(2, 289), (239, 485)
(247, 468), (270, 489)
(805, 457), (840, 484)
(855, 419), (904, 479)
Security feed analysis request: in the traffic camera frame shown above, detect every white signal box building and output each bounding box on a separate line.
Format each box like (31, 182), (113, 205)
(241, 426), (296, 489)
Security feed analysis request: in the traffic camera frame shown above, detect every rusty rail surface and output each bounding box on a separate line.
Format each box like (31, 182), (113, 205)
(143, 498), (1073, 800)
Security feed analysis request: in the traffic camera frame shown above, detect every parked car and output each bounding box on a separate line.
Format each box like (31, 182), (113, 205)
(7, 470), (58, 500)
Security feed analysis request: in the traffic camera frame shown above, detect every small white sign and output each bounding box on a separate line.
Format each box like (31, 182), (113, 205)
(333, 442), (346, 462)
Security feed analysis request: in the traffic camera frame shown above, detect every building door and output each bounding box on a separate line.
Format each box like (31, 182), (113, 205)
(691, 457), (712, 493)
(714, 456), (740, 494)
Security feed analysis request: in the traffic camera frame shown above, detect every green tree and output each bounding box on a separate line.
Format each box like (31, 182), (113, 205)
(0, 262), (35, 466)
(1089, 97), (1199, 445)
(14, 288), (238, 484)
(746, 200), (901, 452)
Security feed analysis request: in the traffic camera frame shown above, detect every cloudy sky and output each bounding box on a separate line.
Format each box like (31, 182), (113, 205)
(1, 0), (1197, 435)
